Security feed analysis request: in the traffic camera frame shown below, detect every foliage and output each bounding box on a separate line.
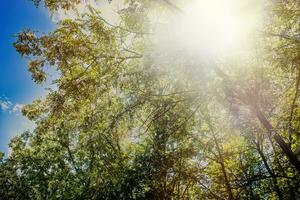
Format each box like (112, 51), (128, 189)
(1, 0), (300, 199)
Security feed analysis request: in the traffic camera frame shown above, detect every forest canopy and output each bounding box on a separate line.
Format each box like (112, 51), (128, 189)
(1, 0), (300, 199)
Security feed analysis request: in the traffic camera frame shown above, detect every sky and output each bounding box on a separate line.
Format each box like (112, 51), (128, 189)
(0, 0), (122, 155)
(0, 0), (54, 154)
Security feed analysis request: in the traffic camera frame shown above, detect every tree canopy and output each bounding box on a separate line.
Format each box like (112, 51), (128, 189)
(1, 0), (300, 199)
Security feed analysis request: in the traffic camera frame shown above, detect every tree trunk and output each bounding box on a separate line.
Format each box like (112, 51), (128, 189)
(213, 136), (235, 200)
(255, 142), (283, 200)
(211, 64), (300, 173)
(252, 106), (300, 172)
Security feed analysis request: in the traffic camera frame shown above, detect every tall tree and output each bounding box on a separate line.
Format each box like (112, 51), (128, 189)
(1, 0), (299, 199)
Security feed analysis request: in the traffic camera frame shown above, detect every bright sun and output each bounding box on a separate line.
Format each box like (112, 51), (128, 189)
(162, 0), (263, 57)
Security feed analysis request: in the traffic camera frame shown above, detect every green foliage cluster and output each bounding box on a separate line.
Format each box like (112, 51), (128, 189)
(1, 0), (300, 199)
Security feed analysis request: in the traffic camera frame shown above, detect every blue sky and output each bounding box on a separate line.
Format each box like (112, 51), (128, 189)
(0, 1), (54, 154)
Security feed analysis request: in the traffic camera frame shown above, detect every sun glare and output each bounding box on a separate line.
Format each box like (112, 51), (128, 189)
(162, 0), (263, 57)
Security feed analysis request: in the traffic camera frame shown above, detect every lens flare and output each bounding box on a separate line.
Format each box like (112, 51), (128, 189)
(158, 0), (263, 58)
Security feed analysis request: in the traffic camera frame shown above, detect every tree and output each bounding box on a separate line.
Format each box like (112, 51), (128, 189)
(1, 0), (300, 199)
